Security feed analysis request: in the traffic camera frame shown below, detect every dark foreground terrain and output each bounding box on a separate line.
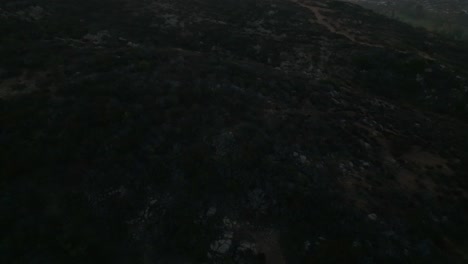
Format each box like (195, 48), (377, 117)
(1, 0), (468, 263)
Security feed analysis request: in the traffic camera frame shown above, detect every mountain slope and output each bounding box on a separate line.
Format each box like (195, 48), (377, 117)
(1, 0), (468, 263)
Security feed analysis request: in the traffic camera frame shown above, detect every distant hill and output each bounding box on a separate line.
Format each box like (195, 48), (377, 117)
(348, 0), (468, 40)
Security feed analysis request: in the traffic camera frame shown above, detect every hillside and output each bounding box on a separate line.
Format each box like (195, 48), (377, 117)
(347, 0), (468, 40)
(1, 0), (468, 263)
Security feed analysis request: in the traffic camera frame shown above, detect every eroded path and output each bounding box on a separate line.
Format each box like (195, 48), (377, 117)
(291, 0), (392, 49)
(290, 0), (437, 60)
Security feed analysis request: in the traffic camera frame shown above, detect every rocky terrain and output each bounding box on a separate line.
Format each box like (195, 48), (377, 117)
(1, 0), (468, 263)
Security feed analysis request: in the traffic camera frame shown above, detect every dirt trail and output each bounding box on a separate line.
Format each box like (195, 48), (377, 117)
(253, 230), (286, 264)
(291, 0), (383, 47)
(290, 0), (436, 60)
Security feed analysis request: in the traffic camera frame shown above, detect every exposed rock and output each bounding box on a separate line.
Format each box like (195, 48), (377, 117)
(368, 213), (378, 221)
